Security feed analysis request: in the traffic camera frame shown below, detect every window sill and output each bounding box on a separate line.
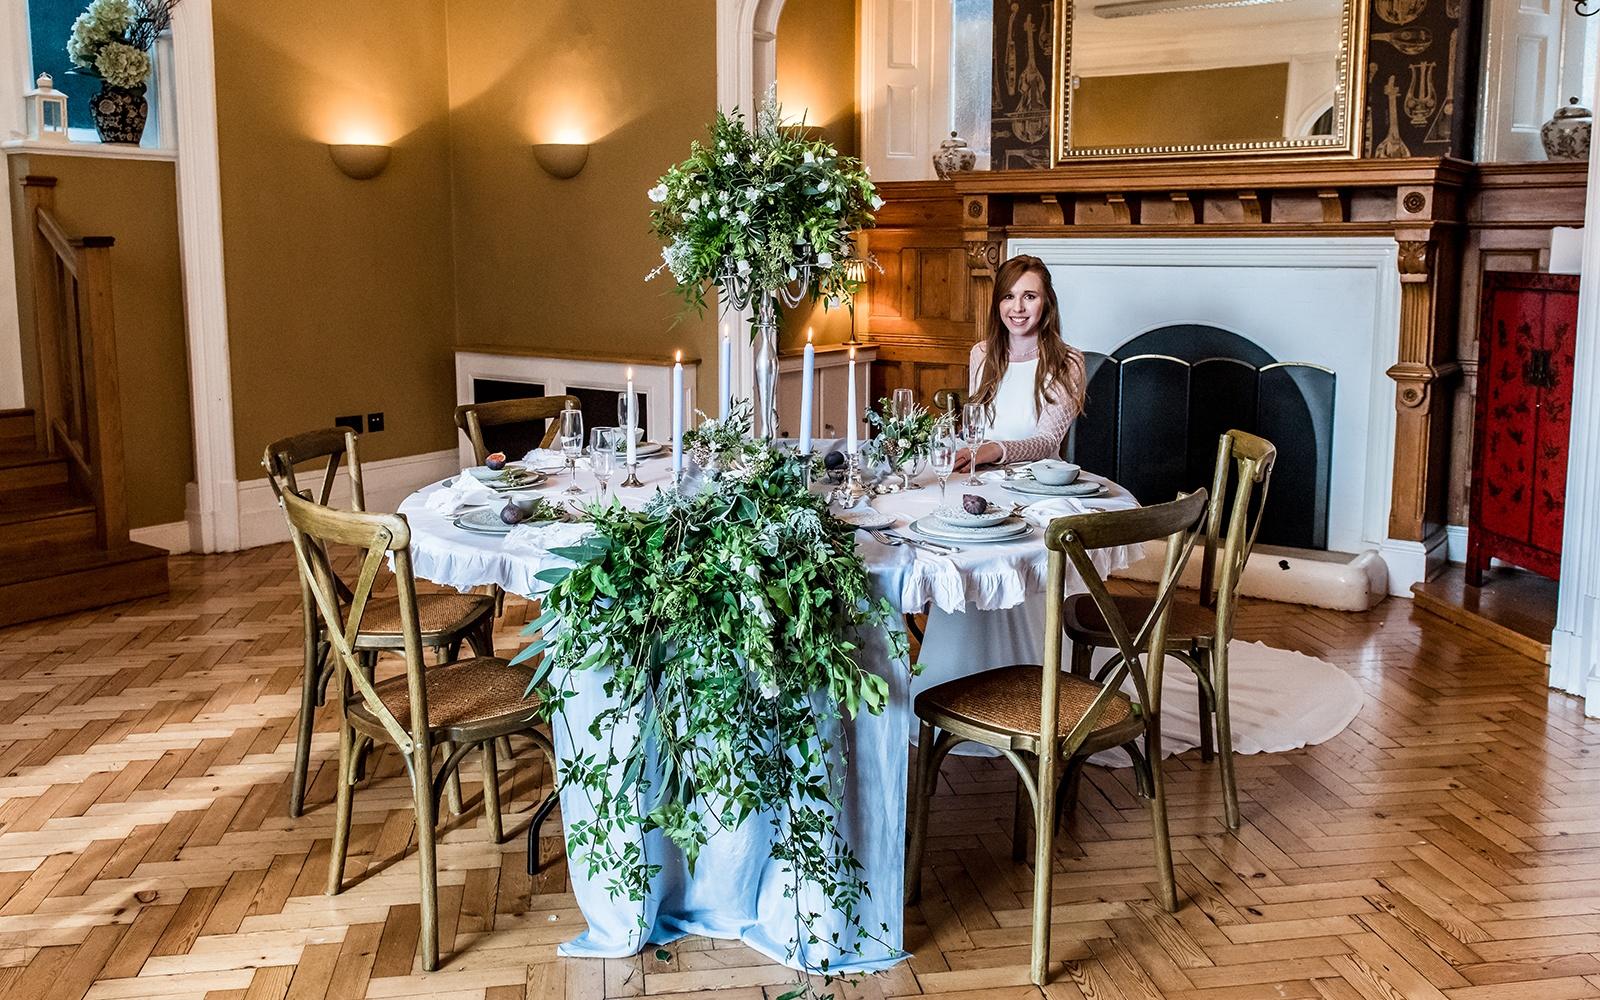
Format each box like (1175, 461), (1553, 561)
(1, 139), (176, 162)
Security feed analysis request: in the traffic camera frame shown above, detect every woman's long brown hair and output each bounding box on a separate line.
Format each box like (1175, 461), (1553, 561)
(971, 255), (1086, 419)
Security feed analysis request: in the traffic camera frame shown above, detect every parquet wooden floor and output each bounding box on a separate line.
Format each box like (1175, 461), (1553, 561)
(0, 545), (1594, 1000)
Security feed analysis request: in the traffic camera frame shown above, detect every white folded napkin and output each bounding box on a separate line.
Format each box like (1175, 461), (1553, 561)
(503, 520), (598, 557)
(523, 448), (591, 471)
(1019, 497), (1087, 528)
(422, 471), (497, 515)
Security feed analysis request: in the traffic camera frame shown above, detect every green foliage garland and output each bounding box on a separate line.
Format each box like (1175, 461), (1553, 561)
(518, 438), (910, 984)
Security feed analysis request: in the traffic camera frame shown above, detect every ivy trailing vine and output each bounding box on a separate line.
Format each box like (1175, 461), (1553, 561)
(517, 437), (910, 993)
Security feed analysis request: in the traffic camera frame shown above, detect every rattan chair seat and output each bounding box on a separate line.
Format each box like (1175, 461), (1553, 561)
(354, 593), (493, 641)
(1063, 593), (1215, 647)
(916, 665), (1135, 741)
(349, 656), (537, 738)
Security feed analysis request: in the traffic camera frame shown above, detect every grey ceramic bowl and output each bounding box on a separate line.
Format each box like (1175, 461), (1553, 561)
(1030, 460), (1080, 486)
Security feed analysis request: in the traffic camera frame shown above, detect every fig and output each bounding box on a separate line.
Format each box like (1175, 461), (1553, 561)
(485, 452), (508, 471)
(499, 503), (527, 525)
(962, 494), (989, 515)
(823, 450), (846, 470)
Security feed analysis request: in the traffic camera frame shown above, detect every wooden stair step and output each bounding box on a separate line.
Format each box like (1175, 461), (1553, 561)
(0, 483), (97, 550)
(0, 448), (68, 489)
(0, 406), (34, 444)
(0, 541), (168, 627)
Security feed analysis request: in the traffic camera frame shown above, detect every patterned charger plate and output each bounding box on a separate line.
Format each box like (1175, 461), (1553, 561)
(454, 508), (515, 534)
(835, 508), (896, 531)
(1003, 479), (1104, 499)
(910, 515), (1031, 543)
(933, 504), (1012, 528)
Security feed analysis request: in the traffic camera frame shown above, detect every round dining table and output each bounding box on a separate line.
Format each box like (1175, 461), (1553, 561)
(397, 448), (1141, 975)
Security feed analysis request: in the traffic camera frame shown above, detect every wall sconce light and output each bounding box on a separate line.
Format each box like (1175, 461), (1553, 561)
(532, 143), (590, 179)
(327, 143), (391, 180)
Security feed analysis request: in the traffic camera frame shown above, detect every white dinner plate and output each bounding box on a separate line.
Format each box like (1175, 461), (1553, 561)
(910, 515), (1031, 543)
(835, 508), (896, 531)
(1003, 479), (1104, 499)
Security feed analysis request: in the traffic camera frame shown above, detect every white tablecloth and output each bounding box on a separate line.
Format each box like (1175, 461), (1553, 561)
(396, 455), (1139, 973)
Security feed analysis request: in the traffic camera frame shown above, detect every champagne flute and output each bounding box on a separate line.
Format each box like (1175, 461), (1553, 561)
(590, 427), (618, 502)
(929, 432), (957, 507)
(961, 402), (987, 486)
(559, 407), (585, 494)
(891, 387), (915, 420)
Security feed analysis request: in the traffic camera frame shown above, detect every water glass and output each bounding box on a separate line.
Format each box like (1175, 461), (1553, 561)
(929, 434), (957, 506)
(590, 427), (619, 501)
(559, 407), (585, 494)
(891, 387), (916, 420)
(961, 402), (987, 485)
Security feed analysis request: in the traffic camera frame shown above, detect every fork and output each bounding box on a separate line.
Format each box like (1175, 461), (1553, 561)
(868, 528), (958, 555)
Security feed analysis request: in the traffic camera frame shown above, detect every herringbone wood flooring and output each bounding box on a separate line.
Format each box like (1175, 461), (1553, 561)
(0, 544), (1594, 1000)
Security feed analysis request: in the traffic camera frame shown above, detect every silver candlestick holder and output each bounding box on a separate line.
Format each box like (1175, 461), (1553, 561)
(620, 462), (643, 488)
(829, 451), (870, 508)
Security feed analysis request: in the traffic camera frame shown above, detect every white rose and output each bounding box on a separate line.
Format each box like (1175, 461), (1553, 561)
(818, 179), (831, 192)
(803, 151), (815, 163)
(870, 195), (885, 210)
(647, 184), (668, 203)
(816, 251), (834, 267)
(737, 259), (751, 275)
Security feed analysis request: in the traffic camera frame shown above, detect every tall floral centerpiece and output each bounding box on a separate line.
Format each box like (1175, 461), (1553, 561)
(648, 95), (881, 438)
(66, 0), (179, 144)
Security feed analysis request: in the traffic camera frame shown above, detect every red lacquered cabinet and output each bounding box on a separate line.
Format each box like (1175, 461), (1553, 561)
(1466, 271), (1579, 586)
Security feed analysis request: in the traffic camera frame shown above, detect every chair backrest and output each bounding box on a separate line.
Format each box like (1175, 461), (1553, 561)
(1197, 430), (1276, 620)
(931, 387), (966, 417)
(262, 427), (365, 511)
(278, 488), (431, 756)
(1042, 490), (1209, 759)
(453, 395), (581, 464)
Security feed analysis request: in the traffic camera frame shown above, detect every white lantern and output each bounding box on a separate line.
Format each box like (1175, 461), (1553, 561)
(24, 73), (69, 144)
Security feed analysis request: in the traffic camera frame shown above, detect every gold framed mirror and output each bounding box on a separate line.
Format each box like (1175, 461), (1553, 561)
(1053, 0), (1367, 162)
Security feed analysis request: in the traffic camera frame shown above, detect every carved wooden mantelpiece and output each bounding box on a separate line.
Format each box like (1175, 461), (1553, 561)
(863, 157), (1478, 547)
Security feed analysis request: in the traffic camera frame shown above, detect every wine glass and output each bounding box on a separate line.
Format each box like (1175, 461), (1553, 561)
(961, 402), (987, 486)
(929, 430), (957, 507)
(559, 407), (585, 494)
(590, 427), (618, 502)
(891, 387), (915, 420)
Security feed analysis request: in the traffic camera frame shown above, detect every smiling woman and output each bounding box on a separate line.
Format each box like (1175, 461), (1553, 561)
(960, 254), (1087, 469)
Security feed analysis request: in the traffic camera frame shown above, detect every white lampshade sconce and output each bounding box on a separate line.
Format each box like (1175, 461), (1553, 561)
(327, 143), (392, 180)
(532, 143), (590, 179)
(24, 73), (69, 144)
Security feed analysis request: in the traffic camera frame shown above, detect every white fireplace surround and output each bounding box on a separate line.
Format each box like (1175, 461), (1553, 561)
(1008, 237), (1425, 596)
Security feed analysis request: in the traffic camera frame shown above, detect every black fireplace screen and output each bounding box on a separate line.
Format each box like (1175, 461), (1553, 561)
(1063, 325), (1335, 550)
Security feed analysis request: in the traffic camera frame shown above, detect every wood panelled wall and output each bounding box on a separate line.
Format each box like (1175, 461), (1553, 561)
(864, 185), (976, 404)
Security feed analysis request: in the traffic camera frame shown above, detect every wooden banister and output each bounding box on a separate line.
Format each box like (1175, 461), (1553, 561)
(20, 175), (129, 550)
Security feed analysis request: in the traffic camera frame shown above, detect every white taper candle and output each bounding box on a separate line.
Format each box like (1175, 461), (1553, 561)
(798, 329), (815, 455)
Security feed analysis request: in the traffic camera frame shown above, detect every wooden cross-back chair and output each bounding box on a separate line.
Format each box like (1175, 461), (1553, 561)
(263, 428), (496, 818)
(1063, 429), (1275, 829)
(906, 489), (1209, 986)
(278, 489), (556, 972)
(453, 394), (582, 465)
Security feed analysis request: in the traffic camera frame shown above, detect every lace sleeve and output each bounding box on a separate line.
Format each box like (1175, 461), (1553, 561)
(995, 395), (1075, 464)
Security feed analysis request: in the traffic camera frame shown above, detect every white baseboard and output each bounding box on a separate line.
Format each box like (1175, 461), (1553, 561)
(130, 520), (192, 553)
(183, 448), (459, 552)
(1447, 525), (1468, 563)
(1378, 528), (1449, 596)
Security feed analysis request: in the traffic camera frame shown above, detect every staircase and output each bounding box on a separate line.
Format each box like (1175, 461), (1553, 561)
(1, 176), (168, 628)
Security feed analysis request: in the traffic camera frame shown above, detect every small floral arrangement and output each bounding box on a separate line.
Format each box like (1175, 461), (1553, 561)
(67, 0), (178, 90)
(647, 92), (882, 321)
(681, 398), (765, 474)
(863, 397), (937, 467)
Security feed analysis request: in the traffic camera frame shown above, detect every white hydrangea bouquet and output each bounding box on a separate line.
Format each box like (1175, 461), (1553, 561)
(646, 93), (882, 314)
(67, 0), (178, 90)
